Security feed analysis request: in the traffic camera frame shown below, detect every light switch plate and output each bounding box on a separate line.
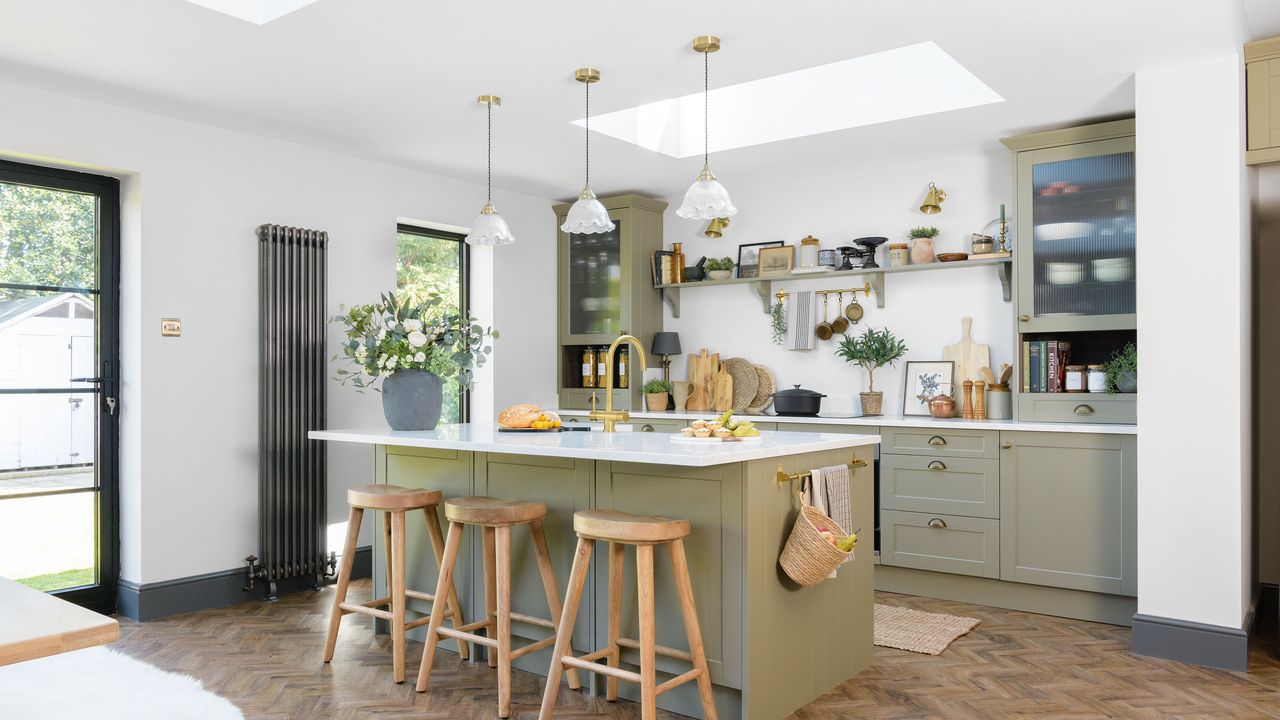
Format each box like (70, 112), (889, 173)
(161, 318), (182, 337)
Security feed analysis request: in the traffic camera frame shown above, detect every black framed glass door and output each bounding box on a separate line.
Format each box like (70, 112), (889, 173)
(0, 159), (119, 612)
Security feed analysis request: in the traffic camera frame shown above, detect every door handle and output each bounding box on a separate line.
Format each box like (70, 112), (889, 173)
(927, 460), (947, 471)
(1001, 441), (1012, 450)
(927, 435), (947, 447)
(1018, 315), (1030, 322)
(1073, 404), (1095, 415)
(927, 518), (947, 529)
(70, 377), (104, 383)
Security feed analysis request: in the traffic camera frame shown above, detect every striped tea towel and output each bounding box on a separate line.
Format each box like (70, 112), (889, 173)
(785, 290), (815, 351)
(821, 463), (853, 539)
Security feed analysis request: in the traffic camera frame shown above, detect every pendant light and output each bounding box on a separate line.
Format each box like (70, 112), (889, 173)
(676, 35), (737, 222)
(561, 68), (615, 234)
(465, 95), (514, 246)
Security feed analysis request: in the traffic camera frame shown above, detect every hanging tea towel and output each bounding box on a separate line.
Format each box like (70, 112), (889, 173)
(785, 290), (815, 351)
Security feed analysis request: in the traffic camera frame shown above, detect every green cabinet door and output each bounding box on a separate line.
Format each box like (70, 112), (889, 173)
(999, 432), (1136, 596)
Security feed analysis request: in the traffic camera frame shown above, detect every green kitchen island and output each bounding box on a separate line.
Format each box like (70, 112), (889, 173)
(311, 424), (878, 719)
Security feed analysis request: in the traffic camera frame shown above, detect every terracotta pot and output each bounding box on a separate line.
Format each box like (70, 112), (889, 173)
(910, 237), (936, 264)
(645, 392), (669, 412)
(859, 391), (883, 417)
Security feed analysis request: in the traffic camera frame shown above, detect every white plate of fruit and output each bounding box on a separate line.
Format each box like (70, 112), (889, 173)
(670, 412), (763, 443)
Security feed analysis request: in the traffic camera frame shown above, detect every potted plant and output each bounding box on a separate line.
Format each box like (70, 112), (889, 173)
(908, 226), (940, 264)
(333, 291), (497, 430)
(835, 326), (908, 416)
(1105, 341), (1137, 393)
(642, 378), (673, 411)
(705, 257), (735, 280)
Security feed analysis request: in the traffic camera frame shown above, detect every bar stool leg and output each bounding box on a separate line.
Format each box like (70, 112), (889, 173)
(415, 520), (463, 693)
(606, 540), (624, 701)
(390, 509), (408, 683)
(529, 519), (581, 690)
(482, 525), (498, 668)
(537, 537), (593, 720)
(671, 539), (718, 720)
(423, 506), (469, 660)
(323, 506), (363, 663)
(495, 525), (514, 718)
(637, 544), (658, 720)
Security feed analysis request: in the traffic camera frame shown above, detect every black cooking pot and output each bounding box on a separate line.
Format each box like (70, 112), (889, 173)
(772, 385), (826, 417)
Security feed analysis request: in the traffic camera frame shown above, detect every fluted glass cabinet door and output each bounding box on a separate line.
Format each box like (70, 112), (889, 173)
(1016, 136), (1136, 332)
(565, 222), (622, 337)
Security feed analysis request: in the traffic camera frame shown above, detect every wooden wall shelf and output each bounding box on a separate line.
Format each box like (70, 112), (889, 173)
(654, 256), (1012, 318)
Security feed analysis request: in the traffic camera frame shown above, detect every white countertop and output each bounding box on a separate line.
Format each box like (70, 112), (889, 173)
(311, 424), (880, 467)
(553, 409), (1137, 435)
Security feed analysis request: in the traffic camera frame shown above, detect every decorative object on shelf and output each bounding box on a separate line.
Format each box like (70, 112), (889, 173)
(986, 383), (1011, 419)
(970, 234), (994, 255)
(747, 364), (776, 414)
(942, 317), (991, 384)
(650, 331), (682, 382)
(936, 252), (968, 262)
(617, 345), (630, 388)
(887, 243), (909, 267)
(465, 95), (514, 246)
(684, 258), (706, 282)
(333, 291), (496, 431)
(642, 378), (672, 411)
(1064, 364), (1087, 392)
(919, 182), (946, 214)
(671, 380), (692, 411)
(652, 250), (677, 285)
(830, 291), (849, 334)
(670, 242), (687, 283)
(980, 216), (1013, 258)
(1105, 341), (1137, 393)
(685, 348), (720, 411)
(1087, 364), (1108, 393)
(818, 249), (841, 268)
(853, 237), (888, 269)
(561, 68), (615, 235)
(836, 325), (908, 418)
(973, 379), (986, 418)
(1092, 257), (1133, 283)
(704, 256), (735, 280)
(757, 244), (795, 277)
(737, 240), (783, 278)
(769, 300), (787, 346)
(908, 226), (939, 264)
(926, 384), (957, 418)
(723, 357), (759, 411)
(772, 385), (826, 417)
(1046, 261), (1084, 285)
(676, 35), (738, 221)
(798, 235), (821, 267)
(901, 360), (955, 417)
(836, 245), (865, 270)
(581, 345), (597, 388)
(962, 379), (975, 419)
(704, 216), (731, 238)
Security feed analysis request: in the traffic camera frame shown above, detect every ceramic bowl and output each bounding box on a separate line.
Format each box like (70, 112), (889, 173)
(1046, 262), (1085, 285)
(1091, 257), (1133, 282)
(937, 252), (969, 262)
(1034, 222), (1094, 242)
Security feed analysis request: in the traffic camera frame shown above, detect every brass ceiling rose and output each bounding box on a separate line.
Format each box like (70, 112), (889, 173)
(574, 67), (601, 83)
(692, 35), (721, 53)
(476, 95), (501, 107)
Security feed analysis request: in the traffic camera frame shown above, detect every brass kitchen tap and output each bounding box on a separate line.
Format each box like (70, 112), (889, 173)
(589, 334), (648, 432)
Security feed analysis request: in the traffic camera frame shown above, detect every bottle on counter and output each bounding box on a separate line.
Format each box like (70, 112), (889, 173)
(618, 346), (630, 388)
(582, 346), (596, 388)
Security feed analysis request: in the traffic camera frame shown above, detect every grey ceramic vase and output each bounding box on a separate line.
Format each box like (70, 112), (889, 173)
(1115, 370), (1137, 394)
(381, 369), (443, 431)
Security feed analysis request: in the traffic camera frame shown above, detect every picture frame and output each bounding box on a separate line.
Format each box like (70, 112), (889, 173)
(736, 240), (784, 279)
(757, 245), (795, 277)
(902, 360), (956, 416)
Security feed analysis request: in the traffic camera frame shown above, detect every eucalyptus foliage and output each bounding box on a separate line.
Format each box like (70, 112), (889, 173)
(332, 291), (497, 392)
(835, 326), (908, 392)
(770, 301), (787, 345)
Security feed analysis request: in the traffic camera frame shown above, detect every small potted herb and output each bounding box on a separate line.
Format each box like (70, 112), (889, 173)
(705, 257), (735, 280)
(835, 326), (908, 416)
(642, 378), (673, 411)
(908, 226), (940, 264)
(1105, 342), (1137, 393)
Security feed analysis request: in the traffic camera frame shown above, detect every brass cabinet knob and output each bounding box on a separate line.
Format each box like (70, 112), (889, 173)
(1019, 314), (1030, 322)
(1073, 404), (1095, 415)
(927, 518), (947, 529)
(927, 435), (947, 447)
(1001, 441), (1012, 449)
(927, 460), (947, 471)
(641, 424), (655, 432)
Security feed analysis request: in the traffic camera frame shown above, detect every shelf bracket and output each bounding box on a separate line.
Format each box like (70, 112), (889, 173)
(661, 286), (681, 318)
(751, 280), (773, 314)
(867, 272), (886, 309)
(996, 261), (1012, 302)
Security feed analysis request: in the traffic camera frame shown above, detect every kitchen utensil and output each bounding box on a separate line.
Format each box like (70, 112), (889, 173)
(723, 357), (760, 410)
(999, 363), (1013, 385)
(836, 246), (865, 271)
(981, 366), (996, 385)
(830, 292), (849, 334)
(815, 294), (833, 341)
(1034, 222), (1094, 242)
(772, 385), (826, 416)
(962, 380), (974, 419)
(1047, 262), (1085, 285)
(746, 364), (775, 414)
(974, 380), (986, 420)
(986, 384), (1011, 419)
(844, 293), (864, 324)
(927, 385), (957, 418)
(712, 367), (734, 412)
(937, 252), (968, 262)
(683, 266), (705, 281)
(942, 317), (991, 384)
(853, 237), (888, 268)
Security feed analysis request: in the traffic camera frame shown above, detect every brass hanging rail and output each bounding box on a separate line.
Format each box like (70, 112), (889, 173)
(777, 458), (869, 485)
(774, 283), (872, 302)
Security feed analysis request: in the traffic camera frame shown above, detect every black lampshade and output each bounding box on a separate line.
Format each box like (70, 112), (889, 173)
(651, 331), (682, 356)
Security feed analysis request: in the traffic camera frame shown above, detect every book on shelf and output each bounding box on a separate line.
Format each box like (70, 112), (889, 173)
(1021, 339), (1074, 393)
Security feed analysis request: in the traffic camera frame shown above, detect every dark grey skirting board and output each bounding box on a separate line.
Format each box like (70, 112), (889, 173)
(1130, 612), (1250, 672)
(117, 546), (370, 621)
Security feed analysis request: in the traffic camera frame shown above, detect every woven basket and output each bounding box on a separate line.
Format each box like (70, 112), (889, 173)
(779, 505), (851, 587)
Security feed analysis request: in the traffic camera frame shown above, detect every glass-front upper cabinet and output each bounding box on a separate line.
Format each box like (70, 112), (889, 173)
(566, 222), (622, 336)
(1006, 123), (1136, 333)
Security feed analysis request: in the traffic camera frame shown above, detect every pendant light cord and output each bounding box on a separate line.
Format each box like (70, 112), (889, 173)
(703, 48), (709, 169)
(487, 100), (492, 203)
(585, 78), (591, 188)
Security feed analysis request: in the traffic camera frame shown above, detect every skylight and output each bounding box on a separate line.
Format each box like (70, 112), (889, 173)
(181, 0), (322, 24)
(573, 42), (1003, 158)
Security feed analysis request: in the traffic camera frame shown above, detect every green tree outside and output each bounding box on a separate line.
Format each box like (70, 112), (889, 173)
(0, 183), (96, 297)
(396, 230), (465, 422)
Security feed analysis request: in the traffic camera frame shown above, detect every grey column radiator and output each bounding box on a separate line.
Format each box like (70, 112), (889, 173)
(245, 224), (333, 599)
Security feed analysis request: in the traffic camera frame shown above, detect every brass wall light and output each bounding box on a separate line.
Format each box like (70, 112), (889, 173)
(919, 182), (946, 214)
(704, 217), (731, 238)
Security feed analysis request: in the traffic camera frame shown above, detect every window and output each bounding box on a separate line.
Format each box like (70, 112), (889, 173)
(396, 224), (469, 423)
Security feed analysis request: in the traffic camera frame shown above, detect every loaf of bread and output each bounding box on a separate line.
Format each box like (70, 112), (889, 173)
(498, 403), (543, 429)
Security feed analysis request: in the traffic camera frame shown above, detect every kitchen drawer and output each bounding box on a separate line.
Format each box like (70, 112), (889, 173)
(632, 419), (684, 434)
(880, 427), (998, 459)
(880, 455), (999, 519)
(880, 510), (1000, 579)
(1017, 393), (1135, 424)
(558, 388), (632, 411)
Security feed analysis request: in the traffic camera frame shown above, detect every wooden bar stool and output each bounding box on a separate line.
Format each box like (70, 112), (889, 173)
(539, 510), (717, 720)
(323, 484), (468, 683)
(416, 496), (582, 719)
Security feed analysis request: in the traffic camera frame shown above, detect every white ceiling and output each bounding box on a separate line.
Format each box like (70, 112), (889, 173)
(0, 0), (1254, 202)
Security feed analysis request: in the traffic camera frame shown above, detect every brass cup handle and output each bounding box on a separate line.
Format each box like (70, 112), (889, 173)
(1019, 314), (1030, 322)
(927, 518), (947, 529)
(1073, 404), (1095, 415)
(927, 435), (947, 447)
(1001, 441), (1012, 449)
(641, 424), (655, 432)
(928, 460), (947, 471)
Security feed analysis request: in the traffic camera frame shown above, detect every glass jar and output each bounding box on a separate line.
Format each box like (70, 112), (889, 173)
(798, 235), (820, 267)
(1064, 364), (1087, 393)
(581, 346), (596, 388)
(596, 346), (610, 387)
(888, 243), (909, 267)
(618, 346), (630, 388)
(1087, 364), (1107, 393)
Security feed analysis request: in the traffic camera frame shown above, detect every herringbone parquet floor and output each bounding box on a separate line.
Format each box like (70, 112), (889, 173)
(111, 579), (1280, 719)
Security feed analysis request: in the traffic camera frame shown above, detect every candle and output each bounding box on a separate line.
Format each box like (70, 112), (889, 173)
(1000, 203), (1006, 223)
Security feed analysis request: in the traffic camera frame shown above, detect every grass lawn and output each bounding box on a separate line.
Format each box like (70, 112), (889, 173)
(17, 567), (93, 592)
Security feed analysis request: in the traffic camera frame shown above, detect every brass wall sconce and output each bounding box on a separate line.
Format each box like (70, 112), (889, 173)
(704, 217), (731, 238)
(919, 182), (946, 214)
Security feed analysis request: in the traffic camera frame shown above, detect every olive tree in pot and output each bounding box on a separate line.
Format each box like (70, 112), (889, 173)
(642, 378), (672, 412)
(333, 291), (497, 430)
(835, 326), (908, 417)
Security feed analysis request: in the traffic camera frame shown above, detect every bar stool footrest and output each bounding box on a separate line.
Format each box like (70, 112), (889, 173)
(436, 625), (498, 649)
(509, 611), (556, 630)
(560, 655), (642, 684)
(508, 634), (558, 660)
(655, 667), (704, 696)
(616, 637), (694, 662)
(340, 602), (393, 621)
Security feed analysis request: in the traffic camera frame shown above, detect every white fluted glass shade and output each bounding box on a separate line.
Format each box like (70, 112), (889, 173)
(676, 167), (738, 220)
(560, 187), (615, 234)
(465, 203), (515, 246)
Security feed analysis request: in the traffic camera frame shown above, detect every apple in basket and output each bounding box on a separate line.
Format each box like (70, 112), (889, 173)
(816, 526), (858, 553)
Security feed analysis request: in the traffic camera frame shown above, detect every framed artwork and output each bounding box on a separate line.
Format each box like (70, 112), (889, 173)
(757, 245), (795, 277)
(902, 360), (955, 416)
(736, 240), (783, 279)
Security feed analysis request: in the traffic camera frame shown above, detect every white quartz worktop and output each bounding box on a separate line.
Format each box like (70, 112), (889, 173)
(554, 409), (1138, 435)
(310, 424), (879, 467)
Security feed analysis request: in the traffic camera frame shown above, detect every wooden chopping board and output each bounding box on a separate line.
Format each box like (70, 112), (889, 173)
(712, 368), (734, 413)
(686, 348), (719, 412)
(942, 317), (991, 386)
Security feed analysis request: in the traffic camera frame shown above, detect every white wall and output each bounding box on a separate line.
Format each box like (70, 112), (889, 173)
(0, 79), (557, 584)
(660, 150), (1013, 415)
(1135, 54), (1254, 629)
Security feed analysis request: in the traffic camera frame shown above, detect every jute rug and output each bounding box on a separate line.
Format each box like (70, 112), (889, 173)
(874, 604), (980, 655)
